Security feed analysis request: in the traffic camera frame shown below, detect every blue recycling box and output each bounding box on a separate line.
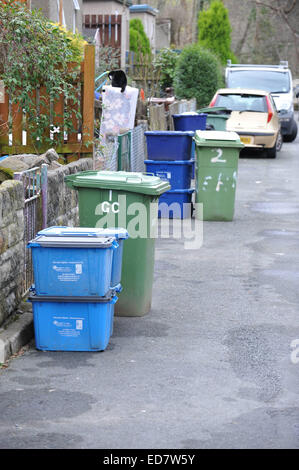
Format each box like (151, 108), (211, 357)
(158, 188), (195, 219)
(28, 235), (118, 297)
(144, 159), (193, 190)
(144, 131), (194, 161)
(172, 113), (207, 132)
(37, 226), (129, 291)
(28, 293), (118, 351)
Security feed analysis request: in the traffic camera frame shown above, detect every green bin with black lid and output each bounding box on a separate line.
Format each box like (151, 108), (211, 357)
(65, 171), (170, 317)
(197, 107), (229, 131)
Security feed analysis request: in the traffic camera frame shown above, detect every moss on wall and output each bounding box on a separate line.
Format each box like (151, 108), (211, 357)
(0, 167), (14, 184)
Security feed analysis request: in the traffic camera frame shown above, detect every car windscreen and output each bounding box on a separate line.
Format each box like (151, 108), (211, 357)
(215, 94), (267, 112)
(226, 70), (290, 93)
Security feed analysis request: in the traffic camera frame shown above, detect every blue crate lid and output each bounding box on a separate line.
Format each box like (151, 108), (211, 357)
(28, 292), (118, 303)
(144, 131), (194, 136)
(166, 188), (195, 194)
(37, 226), (129, 240)
(28, 235), (118, 249)
(172, 113), (207, 118)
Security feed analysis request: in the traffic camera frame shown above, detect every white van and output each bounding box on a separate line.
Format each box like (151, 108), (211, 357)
(225, 61), (297, 142)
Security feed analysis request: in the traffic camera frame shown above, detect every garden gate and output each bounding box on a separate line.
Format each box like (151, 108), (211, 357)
(14, 164), (48, 295)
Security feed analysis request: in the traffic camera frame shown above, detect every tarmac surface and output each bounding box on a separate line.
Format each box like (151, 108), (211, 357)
(0, 130), (299, 450)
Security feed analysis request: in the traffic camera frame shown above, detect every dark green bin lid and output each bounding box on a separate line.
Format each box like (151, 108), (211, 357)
(65, 171), (171, 196)
(197, 106), (228, 114)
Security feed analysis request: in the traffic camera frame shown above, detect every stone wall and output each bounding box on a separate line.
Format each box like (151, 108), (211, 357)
(47, 158), (93, 227)
(0, 180), (25, 326)
(0, 157), (93, 328)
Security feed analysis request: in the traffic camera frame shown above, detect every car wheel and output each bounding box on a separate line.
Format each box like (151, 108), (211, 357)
(266, 143), (277, 158)
(276, 130), (283, 152)
(283, 121), (298, 142)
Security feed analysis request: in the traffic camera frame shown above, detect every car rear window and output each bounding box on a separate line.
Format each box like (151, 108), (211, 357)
(226, 70), (290, 93)
(215, 94), (267, 112)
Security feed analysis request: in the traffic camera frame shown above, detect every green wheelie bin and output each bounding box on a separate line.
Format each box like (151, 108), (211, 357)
(197, 107), (229, 131)
(65, 171), (170, 317)
(194, 130), (244, 221)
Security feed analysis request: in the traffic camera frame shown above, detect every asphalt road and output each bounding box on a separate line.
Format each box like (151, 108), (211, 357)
(0, 129), (299, 450)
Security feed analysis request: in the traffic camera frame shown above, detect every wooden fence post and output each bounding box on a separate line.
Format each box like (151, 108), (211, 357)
(39, 86), (50, 143)
(82, 44), (95, 157)
(26, 89), (37, 148)
(0, 91), (9, 150)
(12, 99), (23, 147)
(149, 104), (167, 131)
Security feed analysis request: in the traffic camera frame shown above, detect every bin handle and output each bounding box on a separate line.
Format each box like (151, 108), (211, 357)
(110, 296), (119, 305)
(142, 172), (155, 176)
(111, 240), (119, 250)
(125, 175), (143, 183)
(111, 283), (123, 293)
(59, 231), (97, 237)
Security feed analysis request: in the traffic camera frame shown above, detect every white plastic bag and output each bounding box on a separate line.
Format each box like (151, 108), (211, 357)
(100, 85), (139, 141)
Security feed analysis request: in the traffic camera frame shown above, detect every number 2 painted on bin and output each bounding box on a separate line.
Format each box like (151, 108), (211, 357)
(211, 148), (226, 163)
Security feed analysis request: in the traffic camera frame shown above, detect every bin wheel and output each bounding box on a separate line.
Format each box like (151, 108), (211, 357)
(191, 202), (195, 217)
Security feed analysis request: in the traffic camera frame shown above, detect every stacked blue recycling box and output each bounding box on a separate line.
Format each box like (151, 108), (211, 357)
(172, 113), (208, 178)
(27, 226), (128, 352)
(144, 114), (206, 219)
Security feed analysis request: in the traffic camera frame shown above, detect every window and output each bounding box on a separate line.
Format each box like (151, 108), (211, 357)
(215, 94), (267, 113)
(227, 70), (290, 94)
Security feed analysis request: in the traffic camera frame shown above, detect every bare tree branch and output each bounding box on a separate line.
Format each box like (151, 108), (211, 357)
(283, 0), (297, 15)
(255, 0), (299, 38)
(254, 0), (280, 13)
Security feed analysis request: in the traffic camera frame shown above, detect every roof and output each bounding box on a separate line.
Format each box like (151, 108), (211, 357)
(118, 0), (132, 5)
(129, 4), (158, 15)
(87, 0), (133, 6)
(216, 88), (271, 96)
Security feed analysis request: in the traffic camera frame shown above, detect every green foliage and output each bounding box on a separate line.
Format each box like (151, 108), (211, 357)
(51, 22), (87, 63)
(198, 0), (237, 65)
(0, 0), (85, 152)
(173, 44), (223, 107)
(154, 48), (180, 90)
(129, 18), (151, 58)
(95, 46), (121, 78)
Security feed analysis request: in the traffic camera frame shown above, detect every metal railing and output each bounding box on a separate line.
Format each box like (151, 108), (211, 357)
(118, 131), (131, 171)
(95, 124), (147, 173)
(94, 135), (119, 171)
(14, 164), (48, 295)
(130, 124), (146, 173)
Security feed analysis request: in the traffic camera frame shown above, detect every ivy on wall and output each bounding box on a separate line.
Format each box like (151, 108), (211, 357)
(0, 0), (86, 152)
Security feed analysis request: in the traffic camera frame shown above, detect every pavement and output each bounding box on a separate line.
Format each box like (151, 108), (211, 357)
(0, 129), (299, 449)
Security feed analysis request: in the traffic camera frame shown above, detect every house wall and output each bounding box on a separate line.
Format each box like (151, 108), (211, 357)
(129, 10), (157, 53)
(83, 0), (130, 69)
(156, 19), (171, 50)
(31, 0), (83, 33)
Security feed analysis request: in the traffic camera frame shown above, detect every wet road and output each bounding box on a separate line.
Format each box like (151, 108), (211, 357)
(0, 130), (299, 449)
